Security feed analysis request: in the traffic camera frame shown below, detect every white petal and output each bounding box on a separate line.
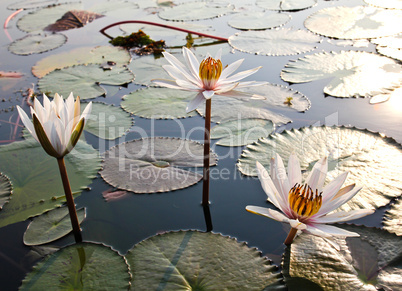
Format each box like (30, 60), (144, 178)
(214, 48), (222, 61)
(246, 206), (290, 223)
(287, 153), (302, 187)
(163, 64), (201, 87)
(182, 47), (201, 80)
(33, 97), (46, 124)
(186, 92), (205, 113)
(256, 161), (284, 212)
(81, 102), (92, 123)
(271, 154), (291, 203)
(305, 157), (328, 191)
(151, 79), (188, 90)
(309, 223), (360, 237)
(214, 82), (239, 94)
(218, 66), (262, 84)
(176, 79), (202, 91)
(321, 172), (348, 202)
(202, 90), (215, 99)
(42, 93), (51, 112)
(312, 209), (374, 224)
(231, 81), (268, 89)
(162, 51), (199, 84)
(17, 106), (38, 142)
(217, 90), (261, 100)
(289, 219), (307, 230)
(219, 59), (243, 80)
(316, 185), (362, 216)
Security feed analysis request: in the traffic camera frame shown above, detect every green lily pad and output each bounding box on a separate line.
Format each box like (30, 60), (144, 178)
(372, 34), (402, 62)
(211, 118), (274, 147)
(281, 51), (402, 97)
(32, 45), (131, 78)
(237, 126), (402, 212)
(84, 102), (133, 140)
(228, 12), (291, 30)
(8, 33), (67, 55)
(8, 0), (59, 10)
(38, 64), (134, 99)
(0, 173), (12, 210)
(304, 6), (402, 39)
(282, 225), (402, 290)
(364, 0), (402, 9)
(23, 207), (86, 246)
(158, 1), (234, 21)
(126, 230), (285, 290)
(121, 87), (198, 119)
(128, 54), (171, 87)
(383, 198), (402, 236)
(0, 139), (101, 228)
(229, 28), (321, 56)
(100, 137), (218, 193)
(256, 0), (317, 11)
(19, 242), (130, 290)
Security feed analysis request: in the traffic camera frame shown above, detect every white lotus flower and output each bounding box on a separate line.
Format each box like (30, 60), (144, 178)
(246, 153), (374, 243)
(152, 47), (265, 112)
(17, 93), (92, 158)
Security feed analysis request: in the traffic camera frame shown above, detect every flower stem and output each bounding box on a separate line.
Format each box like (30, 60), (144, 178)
(57, 157), (82, 243)
(284, 227), (298, 245)
(202, 98), (212, 206)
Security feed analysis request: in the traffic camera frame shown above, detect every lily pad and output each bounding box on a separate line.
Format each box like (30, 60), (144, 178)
(38, 64), (134, 99)
(100, 137), (218, 193)
(126, 230), (285, 290)
(282, 225), (402, 290)
(364, 0), (402, 9)
(256, 0), (317, 11)
(237, 126), (402, 212)
(281, 50), (402, 97)
(84, 102), (133, 140)
(121, 87), (198, 119)
(228, 12), (291, 30)
(370, 87), (402, 104)
(211, 118), (274, 147)
(158, 1), (234, 21)
(8, 33), (67, 55)
(7, 0), (59, 10)
(229, 28), (321, 56)
(19, 242), (130, 290)
(23, 207), (86, 246)
(32, 45), (131, 78)
(0, 173), (12, 210)
(383, 198), (402, 236)
(0, 139), (101, 228)
(304, 6), (402, 39)
(44, 10), (103, 32)
(372, 34), (402, 62)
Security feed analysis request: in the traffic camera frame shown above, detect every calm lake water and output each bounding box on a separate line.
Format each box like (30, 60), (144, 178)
(0, 0), (400, 289)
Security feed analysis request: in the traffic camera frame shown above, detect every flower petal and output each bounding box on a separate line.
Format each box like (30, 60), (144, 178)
(162, 51), (199, 85)
(320, 172), (348, 202)
(305, 156), (328, 191)
(271, 153), (291, 203)
(256, 161), (285, 212)
(219, 59), (244, 80)
(287, 153), (302, 187)
(218, 66), (262, 84)
(151, 79), (188, 90)
(246, 206), (290, 223)
(316, 185), (362, 216)
(308, 223), (360, 237)
(312, 209), (374, 224)
(202, 90), (215, 99)
(17, 106), (38, 142)
(186, 92), (205, 113)
(182, 47), (201, 81)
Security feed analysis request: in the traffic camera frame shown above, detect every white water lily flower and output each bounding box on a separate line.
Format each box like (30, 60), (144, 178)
(246, 153), (374, 242)
(152, 47), (266, 113)
(17, 93), (92, 158)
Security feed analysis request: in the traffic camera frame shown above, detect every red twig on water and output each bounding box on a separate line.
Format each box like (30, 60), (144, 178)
(100, 20), (228, 42)
(4, 8), (23, 29)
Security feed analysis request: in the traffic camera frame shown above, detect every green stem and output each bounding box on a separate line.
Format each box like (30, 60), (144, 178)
(284, 227), (298, 245)
(57, 157), (82, 243)
(202, 98), (212, 206)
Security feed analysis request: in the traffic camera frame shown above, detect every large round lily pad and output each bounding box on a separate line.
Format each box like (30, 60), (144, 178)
(158, 1), (234, 21)
(19, 242), (130, 290)
(383, 198), (402, 236)
(8, 0), (59, 10)
(304, 6), (402, 39)
(0, 139), (101, 228)
(364, 0), (402, 9)
(229, 28), (321, 56)
(23, 207), (86, 246)
(101, 137), (218, 193)
(256, 0), (317, 11)
(281, 50), (402, 97)
(38, 64), (134, 99)
(372, 34), (402, 62)
(237, 126), (402, 212)
(282, 225), (402, 290)
(8, 33), (67, 55)
(126, 230), (285, 290)
(32, 45), (131, 78)
(0, 173), (12, 210)
(228, 12), (291, 30)
(121, 87), (198, 119)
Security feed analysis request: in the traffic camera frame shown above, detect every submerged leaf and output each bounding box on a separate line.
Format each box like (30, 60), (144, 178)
(383, 198), (402, 236)
(100, 137), (217, 193)
(228, 12), (291, 30)
(44, 10), (103, 32)
(9, 33), (67, 55)
(20, 242), (130, 290)
(256, 0), (317, 11)
(126, 230), (285, 290)
(281, 51), (402, 97)
(0, 173), (12, 210)
(237, 126), (402, 212)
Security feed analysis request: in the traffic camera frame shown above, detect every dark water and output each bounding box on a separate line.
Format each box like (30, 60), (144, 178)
(0, 0), (400, 290)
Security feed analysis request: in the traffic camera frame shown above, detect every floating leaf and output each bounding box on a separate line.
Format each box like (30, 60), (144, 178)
(158, 1), (234, 21)
(237, 126), (402, 212)
(45, 10), (103, 32)
(0, 139), (101, 228)
(85, 102), (133, 140)
(370, 87), (402, 104)
(0, 174), (12, 210)
(281, 51), (402, 97)
(121, 87), (197, 119)
(304, 6), (402, 39)
(372, 34), (402, 62)
(20, 242), (130, 290)
(364, 0), (402, 9)
(8, 33), (67, 55)
(229, 28), (321, 56)
(88, 0), (139, 17)
(282, 225), (402, 290)
(0, 71), (23, 78)
(100, 137), (217, 193)
(32, 46), (131, 78)
(23, 207), (86, 246)
(211, 118), (274, 147)
(126, 230), (285, 290)
(256, 0), (317, 11)
(383, 198), (402, 236)
(38, 64), (134, 99)
(8, 0), (59, 10)
(228, 12), (291, 30)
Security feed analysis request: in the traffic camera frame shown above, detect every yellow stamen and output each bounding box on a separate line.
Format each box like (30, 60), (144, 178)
(199, 57), (222, 88)
(288, 183), (322, 218)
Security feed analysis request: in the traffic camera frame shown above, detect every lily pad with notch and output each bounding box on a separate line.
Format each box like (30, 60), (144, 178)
(0, 173), (12, 210)
(228, 11), (291, 30)
(8, 33), (67, 55)
(256, 0), (317, 11)
(364, 0), (402, 9)
(372, 34), (402, 62)
(383, 198), (402, 236)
